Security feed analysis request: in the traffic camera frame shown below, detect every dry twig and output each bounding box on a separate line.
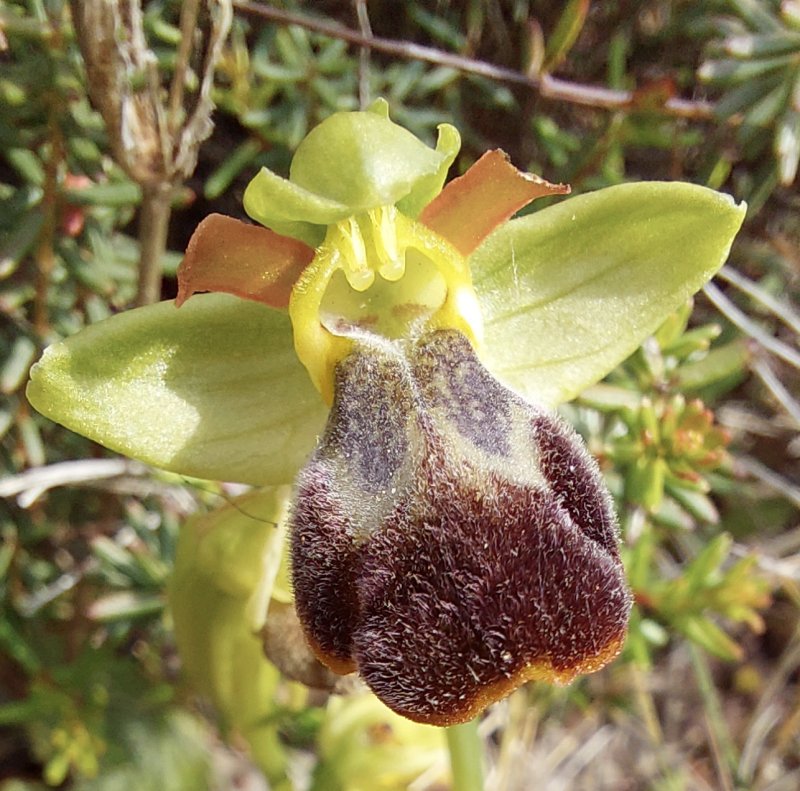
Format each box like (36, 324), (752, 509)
(69, 0), (232, 305)
(233, 1), (716, 121)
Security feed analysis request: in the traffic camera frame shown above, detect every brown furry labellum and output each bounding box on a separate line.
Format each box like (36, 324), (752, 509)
(290, 329), (632, 726)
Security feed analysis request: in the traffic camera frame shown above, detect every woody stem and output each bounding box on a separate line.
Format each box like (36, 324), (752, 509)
(136, 182), (174, 306)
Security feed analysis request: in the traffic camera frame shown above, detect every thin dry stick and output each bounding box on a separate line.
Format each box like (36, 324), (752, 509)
(354, 0), (372, 109)
(630, 662), (664, 743)
(736, 456), (800, 508)
(751, 355), (800, 428)
(232, 1), (716, 120)
(138, 0), (203, 307)
(704, 282), (800, 369)
(71, 0), (231, 306)
(731, 541), (800, 582)
(689, 644), (739, 791)
(168, 0), (201, 134)
(1, 460), (152, 507)
(739, 634), (800, 783)
(717, 266), (800, 336)
(491, 693), (536, 790)
(137, 182), (175, 305)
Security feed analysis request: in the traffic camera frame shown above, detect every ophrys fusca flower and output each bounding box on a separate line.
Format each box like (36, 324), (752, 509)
(27, 101), (745, 726)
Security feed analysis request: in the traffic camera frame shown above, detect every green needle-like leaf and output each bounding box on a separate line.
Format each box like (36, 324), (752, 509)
(471, 182), (746, 406)
(27, 294), (327, 485)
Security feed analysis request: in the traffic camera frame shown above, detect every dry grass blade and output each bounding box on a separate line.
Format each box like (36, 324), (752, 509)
(703, 282), (800, 369)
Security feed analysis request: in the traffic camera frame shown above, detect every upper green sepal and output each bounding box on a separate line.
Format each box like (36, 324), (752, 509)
(471, 181), (746, 407)
(26, 294), (327, 485)
(243, 106), (460, 245)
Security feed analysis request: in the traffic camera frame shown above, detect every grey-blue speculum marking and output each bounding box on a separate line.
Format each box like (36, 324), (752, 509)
(290, 328), (631, 726)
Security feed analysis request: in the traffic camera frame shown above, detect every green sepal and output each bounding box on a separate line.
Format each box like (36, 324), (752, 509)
(26, 294), (327, 485)
(471, 182), (746, 406)
(243, 168), (348, 247)
(243, 109), (460, 243)
(396, 123), (461, 218)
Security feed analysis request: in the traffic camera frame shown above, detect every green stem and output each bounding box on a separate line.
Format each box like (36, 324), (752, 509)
(446, 720), (484, 791)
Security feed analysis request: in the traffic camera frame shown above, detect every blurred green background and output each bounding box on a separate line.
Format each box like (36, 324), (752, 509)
(1, 1), (798, 789)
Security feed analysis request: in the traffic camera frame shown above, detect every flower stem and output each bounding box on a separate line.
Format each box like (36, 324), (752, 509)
(446, 720), (484, 791)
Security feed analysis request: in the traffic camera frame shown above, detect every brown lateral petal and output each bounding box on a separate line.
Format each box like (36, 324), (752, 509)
(290, 330), (631, 726)
(419, 150), (570, 256)
(176, 213), (315, 309)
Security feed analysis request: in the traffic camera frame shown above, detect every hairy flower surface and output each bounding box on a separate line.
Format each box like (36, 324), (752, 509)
(292, 330), (629, 724)
(27, 103), (745, 730)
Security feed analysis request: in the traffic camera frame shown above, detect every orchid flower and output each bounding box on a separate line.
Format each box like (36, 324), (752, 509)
(27, 101), (745, 730)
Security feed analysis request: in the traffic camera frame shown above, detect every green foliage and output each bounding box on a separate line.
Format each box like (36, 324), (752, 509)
(699, 0), (800, 187)
(0, 2), (144, 319)
(75, 710), (212, 791)
(579, 302), (748, 520)
(0, 645), (207, 786)
(569, 305), (774, 681)
(626, 529), (770, 664)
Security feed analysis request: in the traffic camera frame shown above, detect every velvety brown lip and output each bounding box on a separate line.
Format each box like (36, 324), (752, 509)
(290, 329), (631, 725)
